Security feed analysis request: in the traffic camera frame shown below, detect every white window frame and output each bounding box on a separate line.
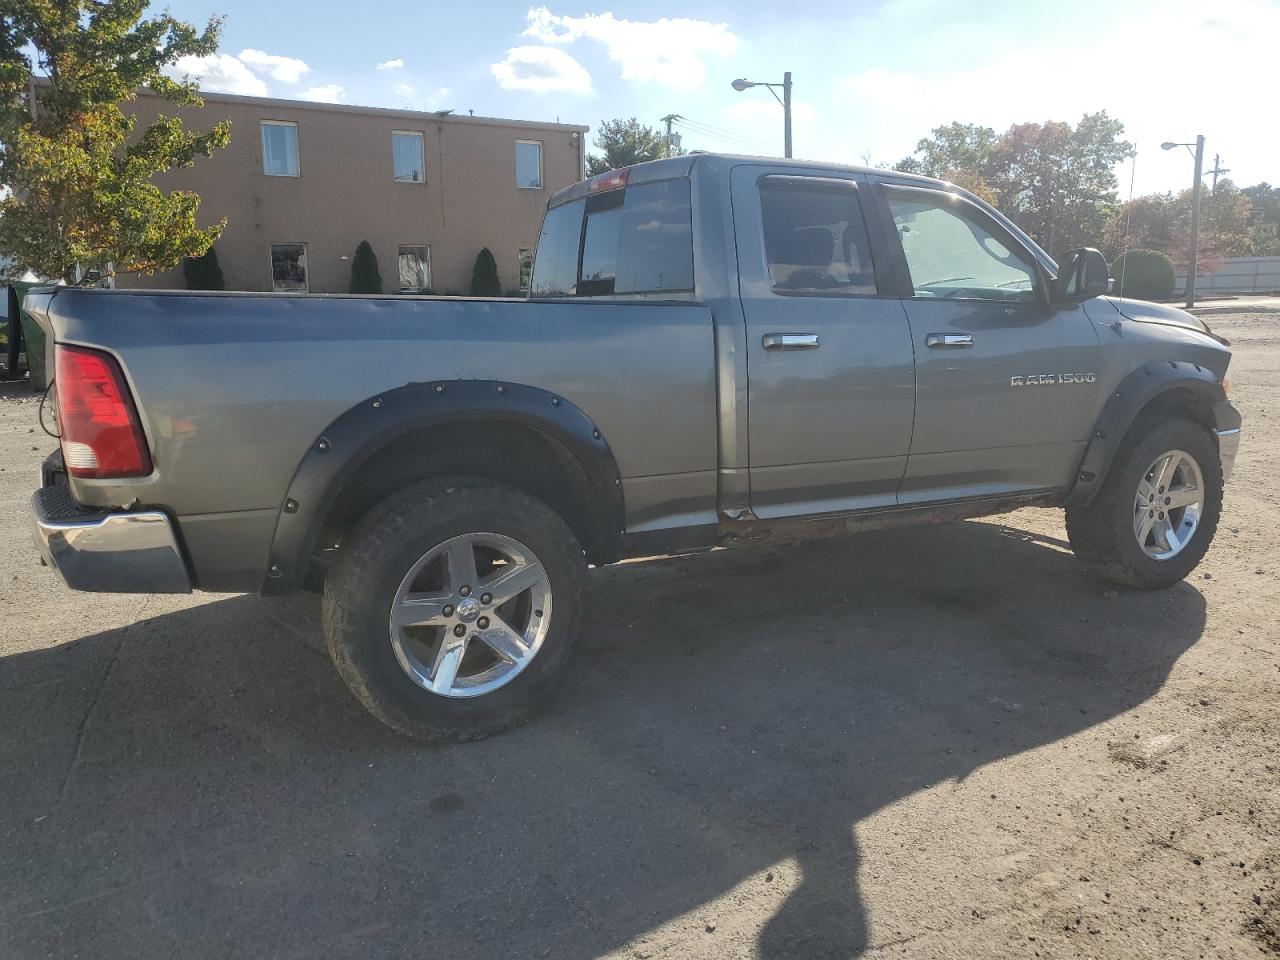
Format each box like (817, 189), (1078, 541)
(397, 244), (432, 292)
(270, 242), (308, 293)
(391, 130), (426, 183)
(515, 139), (543, 190)
(260, 120), (300, 178)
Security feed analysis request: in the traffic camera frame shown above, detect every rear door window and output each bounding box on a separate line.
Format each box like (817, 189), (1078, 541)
(759, 177), (877, 296)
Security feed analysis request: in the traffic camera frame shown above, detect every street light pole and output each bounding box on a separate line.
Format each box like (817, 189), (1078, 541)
(1162, 134), (1207, 309)
(731, 73), (793, 158)
(1186, 134), (1205, 309)
(782, 71), (792, 159)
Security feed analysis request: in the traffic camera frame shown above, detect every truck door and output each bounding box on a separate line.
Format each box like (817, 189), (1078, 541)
(731, 166), (916, 518)
(873, 182), (1101, 503)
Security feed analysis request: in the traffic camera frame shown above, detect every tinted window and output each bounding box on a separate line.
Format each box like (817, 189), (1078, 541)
(759, 178), (876, 296)
(885, 189), (1038, 301)
(529, 198), (584, 297)
(578, 179), (693, 295)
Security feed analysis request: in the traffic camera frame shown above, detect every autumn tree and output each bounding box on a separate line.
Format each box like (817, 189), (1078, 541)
(0, 0), (231, 282)
(585, 118), (668, 176)
(897, 112), (1132, 254)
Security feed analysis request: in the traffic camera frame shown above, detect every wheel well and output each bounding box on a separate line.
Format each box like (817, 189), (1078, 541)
(1133, 386), (1216, 434)
(314, 421), (613, 579)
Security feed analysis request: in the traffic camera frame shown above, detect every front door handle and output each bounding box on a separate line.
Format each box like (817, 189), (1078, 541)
(926, 333), (974, 349)
(763, 333), (820, 351)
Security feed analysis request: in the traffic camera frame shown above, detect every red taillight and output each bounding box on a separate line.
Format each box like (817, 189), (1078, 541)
(54, 345), (152, 478)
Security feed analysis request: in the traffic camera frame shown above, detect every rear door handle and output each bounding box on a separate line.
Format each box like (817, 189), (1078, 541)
(926, 333), (974, 349)
(762, 333), (820, 351)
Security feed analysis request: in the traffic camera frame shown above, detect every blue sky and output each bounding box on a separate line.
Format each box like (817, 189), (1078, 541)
(161, 0), (1278, 196)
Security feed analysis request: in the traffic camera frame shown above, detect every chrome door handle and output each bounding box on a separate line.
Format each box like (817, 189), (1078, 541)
(762, 333), (820, 351)
(926, 333), (974, 349)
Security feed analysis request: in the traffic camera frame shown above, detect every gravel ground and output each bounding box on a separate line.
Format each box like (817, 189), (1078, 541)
(0, 307), (1277, 959)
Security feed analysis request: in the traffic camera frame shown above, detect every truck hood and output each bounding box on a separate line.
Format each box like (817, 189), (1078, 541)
(1101, 296), (1229, 346)
(1105, 297), (1209, 334)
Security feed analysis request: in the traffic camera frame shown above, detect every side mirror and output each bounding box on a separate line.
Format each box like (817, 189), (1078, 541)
(1051, 247), (1109, 303)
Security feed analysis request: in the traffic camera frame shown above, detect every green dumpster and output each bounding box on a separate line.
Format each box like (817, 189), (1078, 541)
(4, 281), (48, 389)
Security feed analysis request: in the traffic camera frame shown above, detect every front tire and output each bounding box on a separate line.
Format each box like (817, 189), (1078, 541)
(322, 477), (584, 741)
(1066, 415), (1223, 589)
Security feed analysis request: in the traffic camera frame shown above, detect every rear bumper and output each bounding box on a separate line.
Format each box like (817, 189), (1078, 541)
(31, 482), (192, 594)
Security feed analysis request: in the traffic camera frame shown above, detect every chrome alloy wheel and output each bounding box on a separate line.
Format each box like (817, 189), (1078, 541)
(388, 532), (552, 698)
(1134, 449), (1204, 561)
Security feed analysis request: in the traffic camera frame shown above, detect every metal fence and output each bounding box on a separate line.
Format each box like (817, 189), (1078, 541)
(1175, 256), (1280, 295)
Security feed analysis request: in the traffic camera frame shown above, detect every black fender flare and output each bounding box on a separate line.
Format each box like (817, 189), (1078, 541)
(1066, 360), (1236, 506)
(261, 380), (624, 594)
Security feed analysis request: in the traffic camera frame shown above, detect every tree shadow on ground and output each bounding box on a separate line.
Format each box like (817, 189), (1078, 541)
(0, 519), (1204, 959)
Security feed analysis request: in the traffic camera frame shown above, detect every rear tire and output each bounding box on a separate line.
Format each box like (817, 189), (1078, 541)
(1066, 415), (1223, 589)
(322, 477), (584, 741)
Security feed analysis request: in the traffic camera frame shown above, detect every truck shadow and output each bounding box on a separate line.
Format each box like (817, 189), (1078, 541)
(0, 518), (1205, 959)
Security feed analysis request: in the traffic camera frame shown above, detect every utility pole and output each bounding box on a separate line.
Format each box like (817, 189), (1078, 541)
(660, 113), (680, 158)
(1187, 135), (1205, 309)
(782, 72), (792, 159)
(1207, 153), (1230, 192)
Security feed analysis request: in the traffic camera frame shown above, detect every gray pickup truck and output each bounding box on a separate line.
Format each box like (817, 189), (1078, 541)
(27, 154), (1241, 741)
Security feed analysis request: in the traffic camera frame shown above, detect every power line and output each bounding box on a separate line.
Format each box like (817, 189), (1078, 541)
(672, 116), (775, 152)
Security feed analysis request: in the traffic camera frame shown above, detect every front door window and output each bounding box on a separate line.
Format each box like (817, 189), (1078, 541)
(885, 189), (1038, 301)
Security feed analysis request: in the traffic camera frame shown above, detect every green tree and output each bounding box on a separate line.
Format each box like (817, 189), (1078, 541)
(0, 0), (230, 283)
(182, 245), (223, 290)
(585, 117), (667, 176)
(1241, 183), (1280, 256)
(348, 240), (382, 293)
(470, 247), (500, 296)
(896, 122), (998, 184)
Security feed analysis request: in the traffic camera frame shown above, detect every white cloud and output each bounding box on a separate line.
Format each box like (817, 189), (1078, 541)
(167, 54), (267, 97)
(393, 82), (415, 97)
(522, 6), (738, 90)
(238, 48), (310, 84)
(297, 84), (347, 103)
(491, 45), (592, 94)
(828, 0), (1280, 193)
(376, 58), (405, 71)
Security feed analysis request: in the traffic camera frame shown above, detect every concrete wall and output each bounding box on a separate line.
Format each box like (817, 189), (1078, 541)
(1175, 256), (1280, 296)
(118, 91), (586, 294)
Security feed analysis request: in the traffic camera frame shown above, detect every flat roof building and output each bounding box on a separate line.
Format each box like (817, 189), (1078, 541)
(118, 90), (587, 295)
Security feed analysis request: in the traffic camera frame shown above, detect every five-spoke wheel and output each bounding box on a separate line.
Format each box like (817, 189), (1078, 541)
(390, 533), (552, 698)
(1133, 449), (1203, 561)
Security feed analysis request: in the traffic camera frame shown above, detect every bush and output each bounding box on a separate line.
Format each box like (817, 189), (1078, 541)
(470, 247), (501, 297)
(349, 241), (382, 294)
(182, 247), (224, 290)
(1110, 249), (1176, 301)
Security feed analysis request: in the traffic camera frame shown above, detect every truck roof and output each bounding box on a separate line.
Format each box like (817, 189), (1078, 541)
(547, 152), (950, 209)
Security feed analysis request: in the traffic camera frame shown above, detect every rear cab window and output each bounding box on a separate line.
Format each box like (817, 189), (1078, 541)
(530, 177), (694, 298)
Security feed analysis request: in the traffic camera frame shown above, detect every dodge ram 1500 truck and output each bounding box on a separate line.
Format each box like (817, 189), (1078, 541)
(27, 154), (1242, 741)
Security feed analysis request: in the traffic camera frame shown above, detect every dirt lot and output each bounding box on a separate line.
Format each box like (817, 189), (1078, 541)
(1, 306), (1278, 960)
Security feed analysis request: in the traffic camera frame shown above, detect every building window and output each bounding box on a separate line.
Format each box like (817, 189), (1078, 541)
(392, 131), (425, 183)
(518, 248), (534, 292)
(270, 243), (307, 292)
(516, 140), (542, 189)
(261, 121), (299, 177)
(398, 245), (431, 292)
